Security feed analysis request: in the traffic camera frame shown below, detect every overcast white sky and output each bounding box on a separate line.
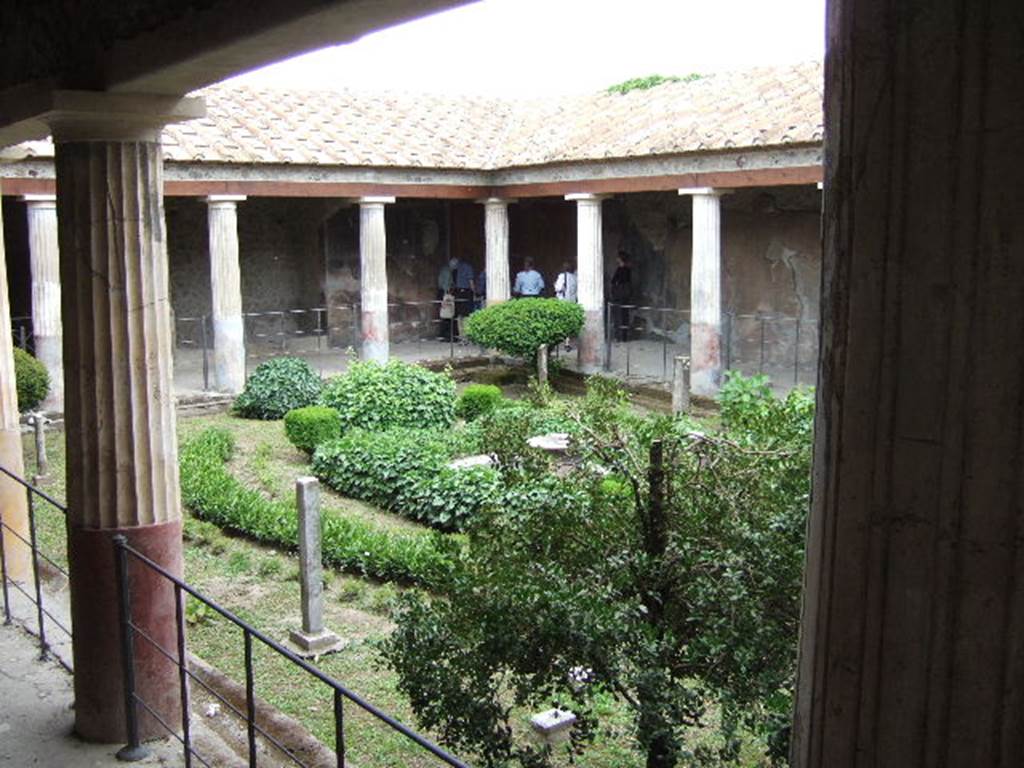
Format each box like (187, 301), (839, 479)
(225, 0), (825, 96)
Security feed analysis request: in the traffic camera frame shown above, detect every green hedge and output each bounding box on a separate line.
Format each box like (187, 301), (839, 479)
(320, 360), (455, 433)
(14, 348), (49, 412)
(464, 298), (583, 360)
(454, 384), (504, 422)
(311, 428), (500, 532)
(284, 406), (342, 454)
(179, 428), (455, 588)
(233, 357), (323, 420)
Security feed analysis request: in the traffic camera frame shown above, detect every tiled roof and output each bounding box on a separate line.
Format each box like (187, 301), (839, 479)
(5, 61), (822, 170)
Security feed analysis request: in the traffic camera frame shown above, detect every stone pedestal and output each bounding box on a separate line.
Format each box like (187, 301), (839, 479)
(289, 477), (342, 657)
(680, 188), (724, 396)
(205, 195), (246, 394)
(358, 197), (394, 364)
(0, 180), (30, 582)
(481, 198), (512, 305)
(672, 355), (690, 415)
(47, 91), (203, 743)
(23, 194), (63, 412)
(566, 193), (608, 373)
(791, 2), (1024, 765)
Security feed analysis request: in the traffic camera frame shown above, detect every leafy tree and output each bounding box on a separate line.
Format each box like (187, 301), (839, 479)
(464, 299), (583, 365)
(382, 376), (813, 767)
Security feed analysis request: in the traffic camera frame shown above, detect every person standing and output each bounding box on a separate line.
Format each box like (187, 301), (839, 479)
(610, 251), (633, 342)
(513, 258), (545, 297)
(554, 261), (578, 302)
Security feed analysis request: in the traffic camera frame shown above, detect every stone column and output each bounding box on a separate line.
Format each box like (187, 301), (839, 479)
(679, 188), (725, 396)
(481, 197), (512, 305)
(0, 180), (31, 582)
(792, 1), (1024, 766)
(205, 195), (247, 393)
(358, 196), (393, 364)
(566, 193), (608, 373)
(46, 92), (203, 744)
(23, 194), (63, 412)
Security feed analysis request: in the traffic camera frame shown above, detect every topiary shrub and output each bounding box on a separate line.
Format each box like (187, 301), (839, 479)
(320, 360), (455, 432)
(14, 348), (50, 412)
(284, 405), (342, 455)
(312, 427), (500, 532)
(233, 357), (322, 420)
(464, 298), (584, 362)
(454, 384), (504, 421)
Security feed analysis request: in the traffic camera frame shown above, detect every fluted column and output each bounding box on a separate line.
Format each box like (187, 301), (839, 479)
(566, 193), (608, 373)
(23, 194), (63, 412)
(358, 196), (393, 364)
(680, 187), (725, 395)
(205, 195), (246, 393)
(792, 1), (1024, 765)
(47, 91), (203, 744)
(0, 180), (31, 581)
(481, 198), (512, 305)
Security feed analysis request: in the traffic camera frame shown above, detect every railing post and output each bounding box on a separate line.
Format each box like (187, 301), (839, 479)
(0, 515), (10, 625)
(334, 689), (346, 768)
(114, 535), (150, 762)
(200, 315), (210, 392)
(26, 487), (47, 660)
(174, 584), (193, 768)
(244, 628), (258, 767)
(604, 302), (612, 372)
(794, 317), (802, 386)
(31, 414), (48, 482)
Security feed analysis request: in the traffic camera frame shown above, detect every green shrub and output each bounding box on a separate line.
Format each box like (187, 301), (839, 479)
(284, 405), (342, 454)
(233, 357), (322, 420)
(472, 401), (576, 469)
(179, 428), (455, 588)
(312, 428), (500, 532)
(320, 360), (456, 432)
(14, 348), (49, 412)
(454, 384), (504, 421)
(464, 298), (584, 361)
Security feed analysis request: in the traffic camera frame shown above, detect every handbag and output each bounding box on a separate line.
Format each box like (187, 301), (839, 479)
(439, 293), (456, 319)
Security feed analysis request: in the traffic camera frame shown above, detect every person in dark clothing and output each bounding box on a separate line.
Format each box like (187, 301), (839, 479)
(610, 251), (633, 342)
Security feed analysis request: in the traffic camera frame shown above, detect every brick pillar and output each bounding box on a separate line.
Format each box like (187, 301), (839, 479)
(47, 92), (203, 743)
(792, 0), (1024, 765)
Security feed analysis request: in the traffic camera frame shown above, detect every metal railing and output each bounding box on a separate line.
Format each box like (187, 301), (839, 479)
(11, 315), (33, 354)
(604, 303), (818, 388)
(0, 464), (72, 668)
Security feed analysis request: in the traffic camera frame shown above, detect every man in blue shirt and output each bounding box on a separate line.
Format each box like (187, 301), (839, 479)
(513, 258), (545, 297)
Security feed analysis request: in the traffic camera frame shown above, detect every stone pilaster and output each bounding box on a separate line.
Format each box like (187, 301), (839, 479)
(358, 196), (393, 364)
(0, 180), (31, 581)
(205, 195), (246, 393)
(792, 0), (1024, 765)
(23, 194), (63, 412)
(481, 198), (512, 305)
(680, 187), (725, 396)
(46, 91), (203, 744)
(566, 193), (608, 373)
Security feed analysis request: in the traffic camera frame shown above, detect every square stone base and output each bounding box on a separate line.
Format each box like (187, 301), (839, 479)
(288, 629), (345, 658)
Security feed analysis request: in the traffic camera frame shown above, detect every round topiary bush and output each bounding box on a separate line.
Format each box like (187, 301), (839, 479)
(464, 297), (584, 361)
(284, 405), (342, 455)
(14, 348), (50, 412)
(320, 360), (455, 432)
(454, 384), (504, 422)
(233, 357), (323, 420)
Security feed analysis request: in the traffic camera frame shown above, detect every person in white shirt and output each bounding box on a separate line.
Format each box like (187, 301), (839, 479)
(554, 262), (578, 302)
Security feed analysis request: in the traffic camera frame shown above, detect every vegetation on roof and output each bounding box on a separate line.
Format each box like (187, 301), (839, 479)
(606, 73), (703, 94)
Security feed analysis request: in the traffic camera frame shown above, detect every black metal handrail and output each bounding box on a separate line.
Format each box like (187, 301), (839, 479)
(0, 463), (71, 667)
(113, 535), (471, 767)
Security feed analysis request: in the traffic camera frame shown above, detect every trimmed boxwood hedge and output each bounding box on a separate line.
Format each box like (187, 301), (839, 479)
(179, 427), (456, 588)
(14, 348), (49, 412)
(464, 298), (583, 360)
(233, 357), (323, 420)
(454, 384), (504, 422)
(284, 405), (342, 454)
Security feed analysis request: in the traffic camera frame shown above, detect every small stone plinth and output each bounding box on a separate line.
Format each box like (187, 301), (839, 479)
(288, 629), (345, 659)
(530, 708), (577, 745)
(526, 433), (570, 452)
(448, 454), (496, 470)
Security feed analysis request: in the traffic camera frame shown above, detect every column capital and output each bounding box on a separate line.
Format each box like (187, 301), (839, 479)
(355, 196), (396, 206)
(41, 91), (205, 143)
(678, 186), (731, 197)
(20, 193), (57, 207)
(565, 193), (610, 203)
(204, 194), (247, 205)
(477, 197), (517, 207)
